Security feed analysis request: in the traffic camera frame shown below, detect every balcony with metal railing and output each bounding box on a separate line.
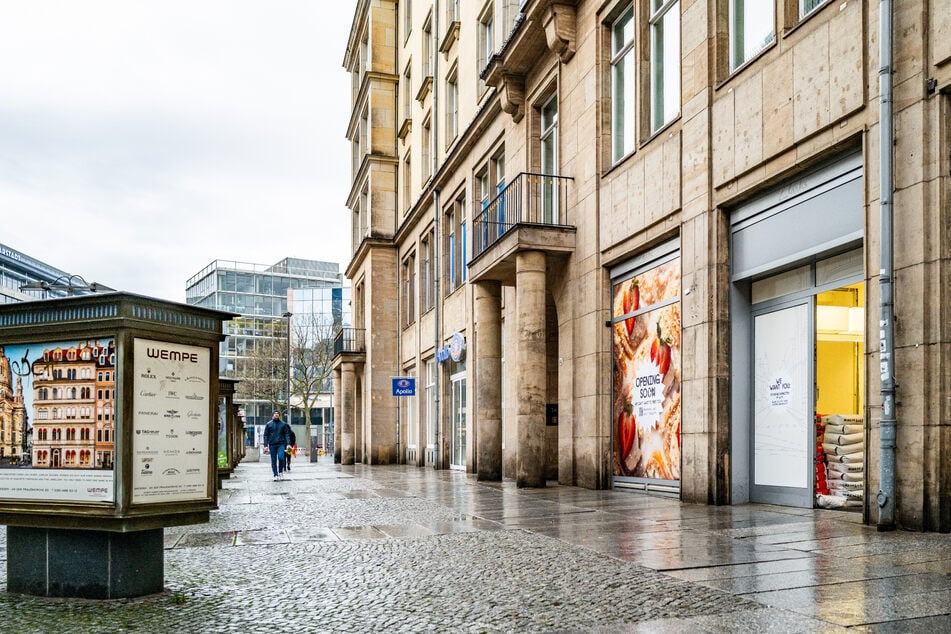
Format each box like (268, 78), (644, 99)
(333, 327), (366, 358)
(469, 172), (576, 284)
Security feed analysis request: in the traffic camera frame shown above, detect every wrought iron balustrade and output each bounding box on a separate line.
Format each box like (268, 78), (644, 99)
(333, 327), (366, 356)
(472, 172), (573, 259)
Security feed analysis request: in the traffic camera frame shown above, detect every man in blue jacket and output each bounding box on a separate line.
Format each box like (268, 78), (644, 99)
(263, 411), (291, 481)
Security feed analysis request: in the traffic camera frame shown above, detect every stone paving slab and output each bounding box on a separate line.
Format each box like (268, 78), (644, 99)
(1, 457), (948, 632)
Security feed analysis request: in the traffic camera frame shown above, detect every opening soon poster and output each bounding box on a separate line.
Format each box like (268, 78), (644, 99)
(0, 339), (116, 503)
(612, 258), (682, 481)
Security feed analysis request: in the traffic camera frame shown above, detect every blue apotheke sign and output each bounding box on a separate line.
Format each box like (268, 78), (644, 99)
(391, 376), (416, 397)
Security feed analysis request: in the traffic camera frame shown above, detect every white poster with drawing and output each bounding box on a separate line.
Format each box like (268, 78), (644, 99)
(753, 305), (809, 489)
(132, 338), (210, 504)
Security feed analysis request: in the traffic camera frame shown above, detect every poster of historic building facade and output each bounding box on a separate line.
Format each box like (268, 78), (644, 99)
(0, 340), (115, 503)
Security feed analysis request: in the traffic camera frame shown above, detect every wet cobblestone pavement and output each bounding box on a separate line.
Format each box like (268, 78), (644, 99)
(2, 456), (949, 632)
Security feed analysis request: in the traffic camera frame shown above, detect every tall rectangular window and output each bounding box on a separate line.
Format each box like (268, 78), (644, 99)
(479, 5), (495, 73)
(401, 252), (416, 327)
(446, 208), (456, 291)
(422, 115), (432, 180)
(446, 69), (459, 142)
(650, 0), (680, 132)
(420, 231), (434, 312)
(404, 366), (418, 447)
(422, 14), (433, 77)
(611, 6), (635, 162)
(404, 0), (412, 39)
(730, 0), (774, 71)
(540, 94), (559, 224)
(426, 359), (436, 447)
(458, 194), (467, 283)
(402, 62), (412, 122)
(403, 153), (412, 212)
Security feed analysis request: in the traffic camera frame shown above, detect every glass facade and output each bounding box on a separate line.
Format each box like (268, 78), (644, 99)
(185, 258), (346, 427)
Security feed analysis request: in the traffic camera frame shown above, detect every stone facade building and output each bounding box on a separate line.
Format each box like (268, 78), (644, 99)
(340, 0), (951, 531)
(0, 347), (28, 461)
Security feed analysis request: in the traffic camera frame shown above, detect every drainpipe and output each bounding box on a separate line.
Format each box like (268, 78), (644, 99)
(877, 0), (896, 532)
(431, 3), (441, 471)
(434, 189), (441, 470)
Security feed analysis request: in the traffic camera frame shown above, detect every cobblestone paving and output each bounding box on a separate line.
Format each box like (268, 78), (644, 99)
(0, 461), (766, 633)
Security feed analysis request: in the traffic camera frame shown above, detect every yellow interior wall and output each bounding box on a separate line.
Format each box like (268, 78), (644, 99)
(816, 284), (865, 416)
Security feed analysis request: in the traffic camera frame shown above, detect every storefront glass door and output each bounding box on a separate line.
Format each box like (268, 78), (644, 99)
(751, 300), (814, 507)
(450, 372), (466, 469)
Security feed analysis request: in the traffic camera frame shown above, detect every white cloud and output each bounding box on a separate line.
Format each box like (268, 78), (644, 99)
(0, 0), (354, 302)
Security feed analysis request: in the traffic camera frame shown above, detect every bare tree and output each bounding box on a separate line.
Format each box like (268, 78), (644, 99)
(235, 313), (336, 453)
(289, 312), (336, 452)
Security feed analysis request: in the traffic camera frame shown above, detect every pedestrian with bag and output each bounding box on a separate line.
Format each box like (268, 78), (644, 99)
(263, 411), (291, 481)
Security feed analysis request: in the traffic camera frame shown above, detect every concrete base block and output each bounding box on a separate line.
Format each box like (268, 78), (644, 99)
(6, 526), (164, 599)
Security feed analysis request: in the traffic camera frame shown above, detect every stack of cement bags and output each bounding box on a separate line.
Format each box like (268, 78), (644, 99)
(817, 414), (864, 509)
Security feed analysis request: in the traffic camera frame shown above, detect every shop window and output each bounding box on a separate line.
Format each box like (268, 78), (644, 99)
(425, 358), (436, 447)
(404, 366), (418, 447)
(729, 0), (774, 71)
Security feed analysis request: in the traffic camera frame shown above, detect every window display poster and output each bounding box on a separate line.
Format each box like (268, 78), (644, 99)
(0, 339), (116, 503)
(217, 397), (228, 469)
(753, 305), (809, 489)
(132, 338), (211, 504)
(611, 259), (681, 481)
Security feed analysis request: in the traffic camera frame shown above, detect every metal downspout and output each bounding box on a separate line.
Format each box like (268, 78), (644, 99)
(432, 3), (441, 471)
(877, 0), (897, 531)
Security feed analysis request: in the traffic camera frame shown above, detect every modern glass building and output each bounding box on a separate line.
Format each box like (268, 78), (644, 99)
(184, 258), (346, 430)
(0, 242), (93, 304)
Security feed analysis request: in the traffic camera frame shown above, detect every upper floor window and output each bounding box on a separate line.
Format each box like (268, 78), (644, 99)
(402, 252), (416, 328)
(611, 6), (635, 162)
(403, 153), (413, 212)
(446, 67), (459, 142)
(799, 0), (827, 18)
(404, 0), (413, 40)
(421, 114), (432, 180)
(422, 13), (433, 77)
(730, 0), (774, 71)
(479, 4), (495, 74)
(402, 62), (413, 122)
(446, 0), (459, 24)
(650, 0), (680, 132)
(420, 230), (435, 313)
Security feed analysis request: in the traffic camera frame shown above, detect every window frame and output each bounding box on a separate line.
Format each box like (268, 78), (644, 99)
(610, 5), (636, 163)
(649, 0), (680, 133)
(729, 0), (775, 72)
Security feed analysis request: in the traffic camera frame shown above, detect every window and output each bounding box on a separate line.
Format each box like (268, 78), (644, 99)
(420, 230), (434, 312)
(425, 359), (436, 447)
(402, 62), (413, 122)
(421, 114), (432, 180)
(611, 6), (635, 162)
(540, 93), (559, 223)
(446, 206), (456, 292)
(403, 152), (413, 212)
(730, 0), (774, 70)
(479, 4), (495, 74)
(404, 0), (412, 39)
(445, 195), (466, 291)
(404, 366), (418, 447)
(446, 0), (459, 24)
(402, 252), (416, 327)
(422, 13), (433, 77)
(446, 67), (459, 142)
(799, 0), (826, 19)
(650, 0), (680, 132)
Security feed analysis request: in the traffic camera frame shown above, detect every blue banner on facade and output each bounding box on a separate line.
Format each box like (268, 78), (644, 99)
(391, 377), (416, 397)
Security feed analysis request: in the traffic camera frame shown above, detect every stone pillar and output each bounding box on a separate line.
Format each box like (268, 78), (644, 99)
(333, 367), (342, 463)
(516, 250), (547, 487)
(475, 280), (503, 481)
(341, 363), (356, 465)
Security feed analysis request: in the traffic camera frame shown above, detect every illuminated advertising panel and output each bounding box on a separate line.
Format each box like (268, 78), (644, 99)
(611, 258), (681, 481)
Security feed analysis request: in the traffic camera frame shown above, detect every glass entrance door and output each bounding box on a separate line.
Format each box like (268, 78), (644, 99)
(751, 300), (814, 507)
(450, 372), (466, 469)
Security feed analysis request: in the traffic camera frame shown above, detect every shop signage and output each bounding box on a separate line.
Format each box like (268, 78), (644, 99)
(391, 377), (416, 396)
(435, 332), (466, 364)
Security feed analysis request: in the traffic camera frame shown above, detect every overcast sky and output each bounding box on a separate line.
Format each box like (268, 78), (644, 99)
(0, 1), (355, 303)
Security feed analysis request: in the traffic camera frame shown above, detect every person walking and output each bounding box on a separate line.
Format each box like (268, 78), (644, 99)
(263, 411), (291, 481)
(284, 427), (297, 473)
